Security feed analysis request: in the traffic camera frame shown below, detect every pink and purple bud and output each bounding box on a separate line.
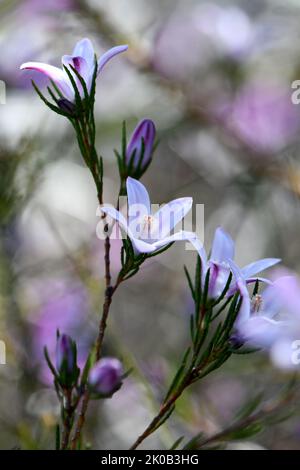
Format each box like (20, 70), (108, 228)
(126, 119), (156, 172)
(56, 333), (79, 388)
(88, 357), (123, 397)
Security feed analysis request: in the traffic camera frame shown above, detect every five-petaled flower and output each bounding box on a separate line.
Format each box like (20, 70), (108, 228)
(20, 38), (128, 102)
(197, 227), (280, 299)
(101, 177), (200, 254)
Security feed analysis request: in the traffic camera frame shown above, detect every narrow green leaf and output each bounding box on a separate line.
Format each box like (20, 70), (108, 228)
(153, 404), (176, 431)
(184, 265), (195, 299)
(121, 120), (127, 161)
(146, 242), (174, 258)
(183, 432), (204, 450)
(170, 436), (185, 450)
(235, 393), (264, 421)
(44, 346), (58, 379)
(164, 347), (191, 401)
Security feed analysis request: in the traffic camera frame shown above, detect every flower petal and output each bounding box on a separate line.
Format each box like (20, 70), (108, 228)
(227, 277), (272, 297)
(126, 119), (156, 167)
(72, 38), (95, 70)
(208, 262), (231, 299)
(260, 283), (282, 319)
(126, 177), (151, 221)
(237, 316), (284, 349)
(229, 260), (251, 327)
(210, 227), (235, 264)
(98, 45), (128, 74)
(62, 55), (91, 93)
(186, 236), (208, 273)
(191, 237), (208, 269)
(246, 277), (272, 285)
(241, 258), (280, 279)
(152, 230), (199, 250)
(20, 62), (74, 101)
(129, 237), (158, 254)
(101, 206), (128, 233)
(273, 275), (300, 318)
(154, 197), (193, 239)
(270, 339), (298, 370)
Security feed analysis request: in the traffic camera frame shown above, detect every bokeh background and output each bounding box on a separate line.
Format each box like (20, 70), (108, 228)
(1, 0), (300, 449)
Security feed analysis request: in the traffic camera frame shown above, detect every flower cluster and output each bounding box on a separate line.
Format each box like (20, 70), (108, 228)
(21, 37), (300, 451)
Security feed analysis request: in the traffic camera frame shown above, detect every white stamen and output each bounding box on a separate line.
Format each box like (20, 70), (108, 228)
(251, 294), (263, 313)
(140, 215), (156, 239)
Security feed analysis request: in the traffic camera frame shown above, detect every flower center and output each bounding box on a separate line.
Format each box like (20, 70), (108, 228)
(140, 215), (156, 239)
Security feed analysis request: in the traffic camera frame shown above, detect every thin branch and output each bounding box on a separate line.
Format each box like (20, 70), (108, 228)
(61, 389), (74, 450)
(70, 390), (90, 450)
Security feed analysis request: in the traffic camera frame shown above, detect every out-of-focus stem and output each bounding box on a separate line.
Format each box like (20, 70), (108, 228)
(130, 300), (225, 450)
(70, 389), (90, 450)
(70, 249), (124, 449)
(61, 389), (73, 450)
(196, 389), (295, 449)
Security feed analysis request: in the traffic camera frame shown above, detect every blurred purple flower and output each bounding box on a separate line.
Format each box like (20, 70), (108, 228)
(197, 227), (279, 299)
(126, 119), (156, 170)
(152, 4), (261, 79)
(1, 0), (75, 89)
(232, 265), (300, 369)
(226, 84), (300, 153)
(88, 358), (123, 396)
(152, 11), (207, 80)
(0, 29), (48, 89)
(20, 0), (73, 16)
(20, 38), (128, 101)
(101, 177), (198, 254)
(29, 280), (92, 384)
(195, 4), (259, 60)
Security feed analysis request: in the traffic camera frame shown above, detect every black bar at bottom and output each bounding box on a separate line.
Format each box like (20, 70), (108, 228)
(0, 449), (298, 466)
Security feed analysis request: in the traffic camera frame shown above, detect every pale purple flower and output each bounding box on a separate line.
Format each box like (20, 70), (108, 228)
(101, 177), (199, 254)
(126, 119), (156, 169)
(20, 38), (128, 101)
(88, 358), (123, 395)
(232, 265), (300, 369)
(197, 227), (280, 299)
